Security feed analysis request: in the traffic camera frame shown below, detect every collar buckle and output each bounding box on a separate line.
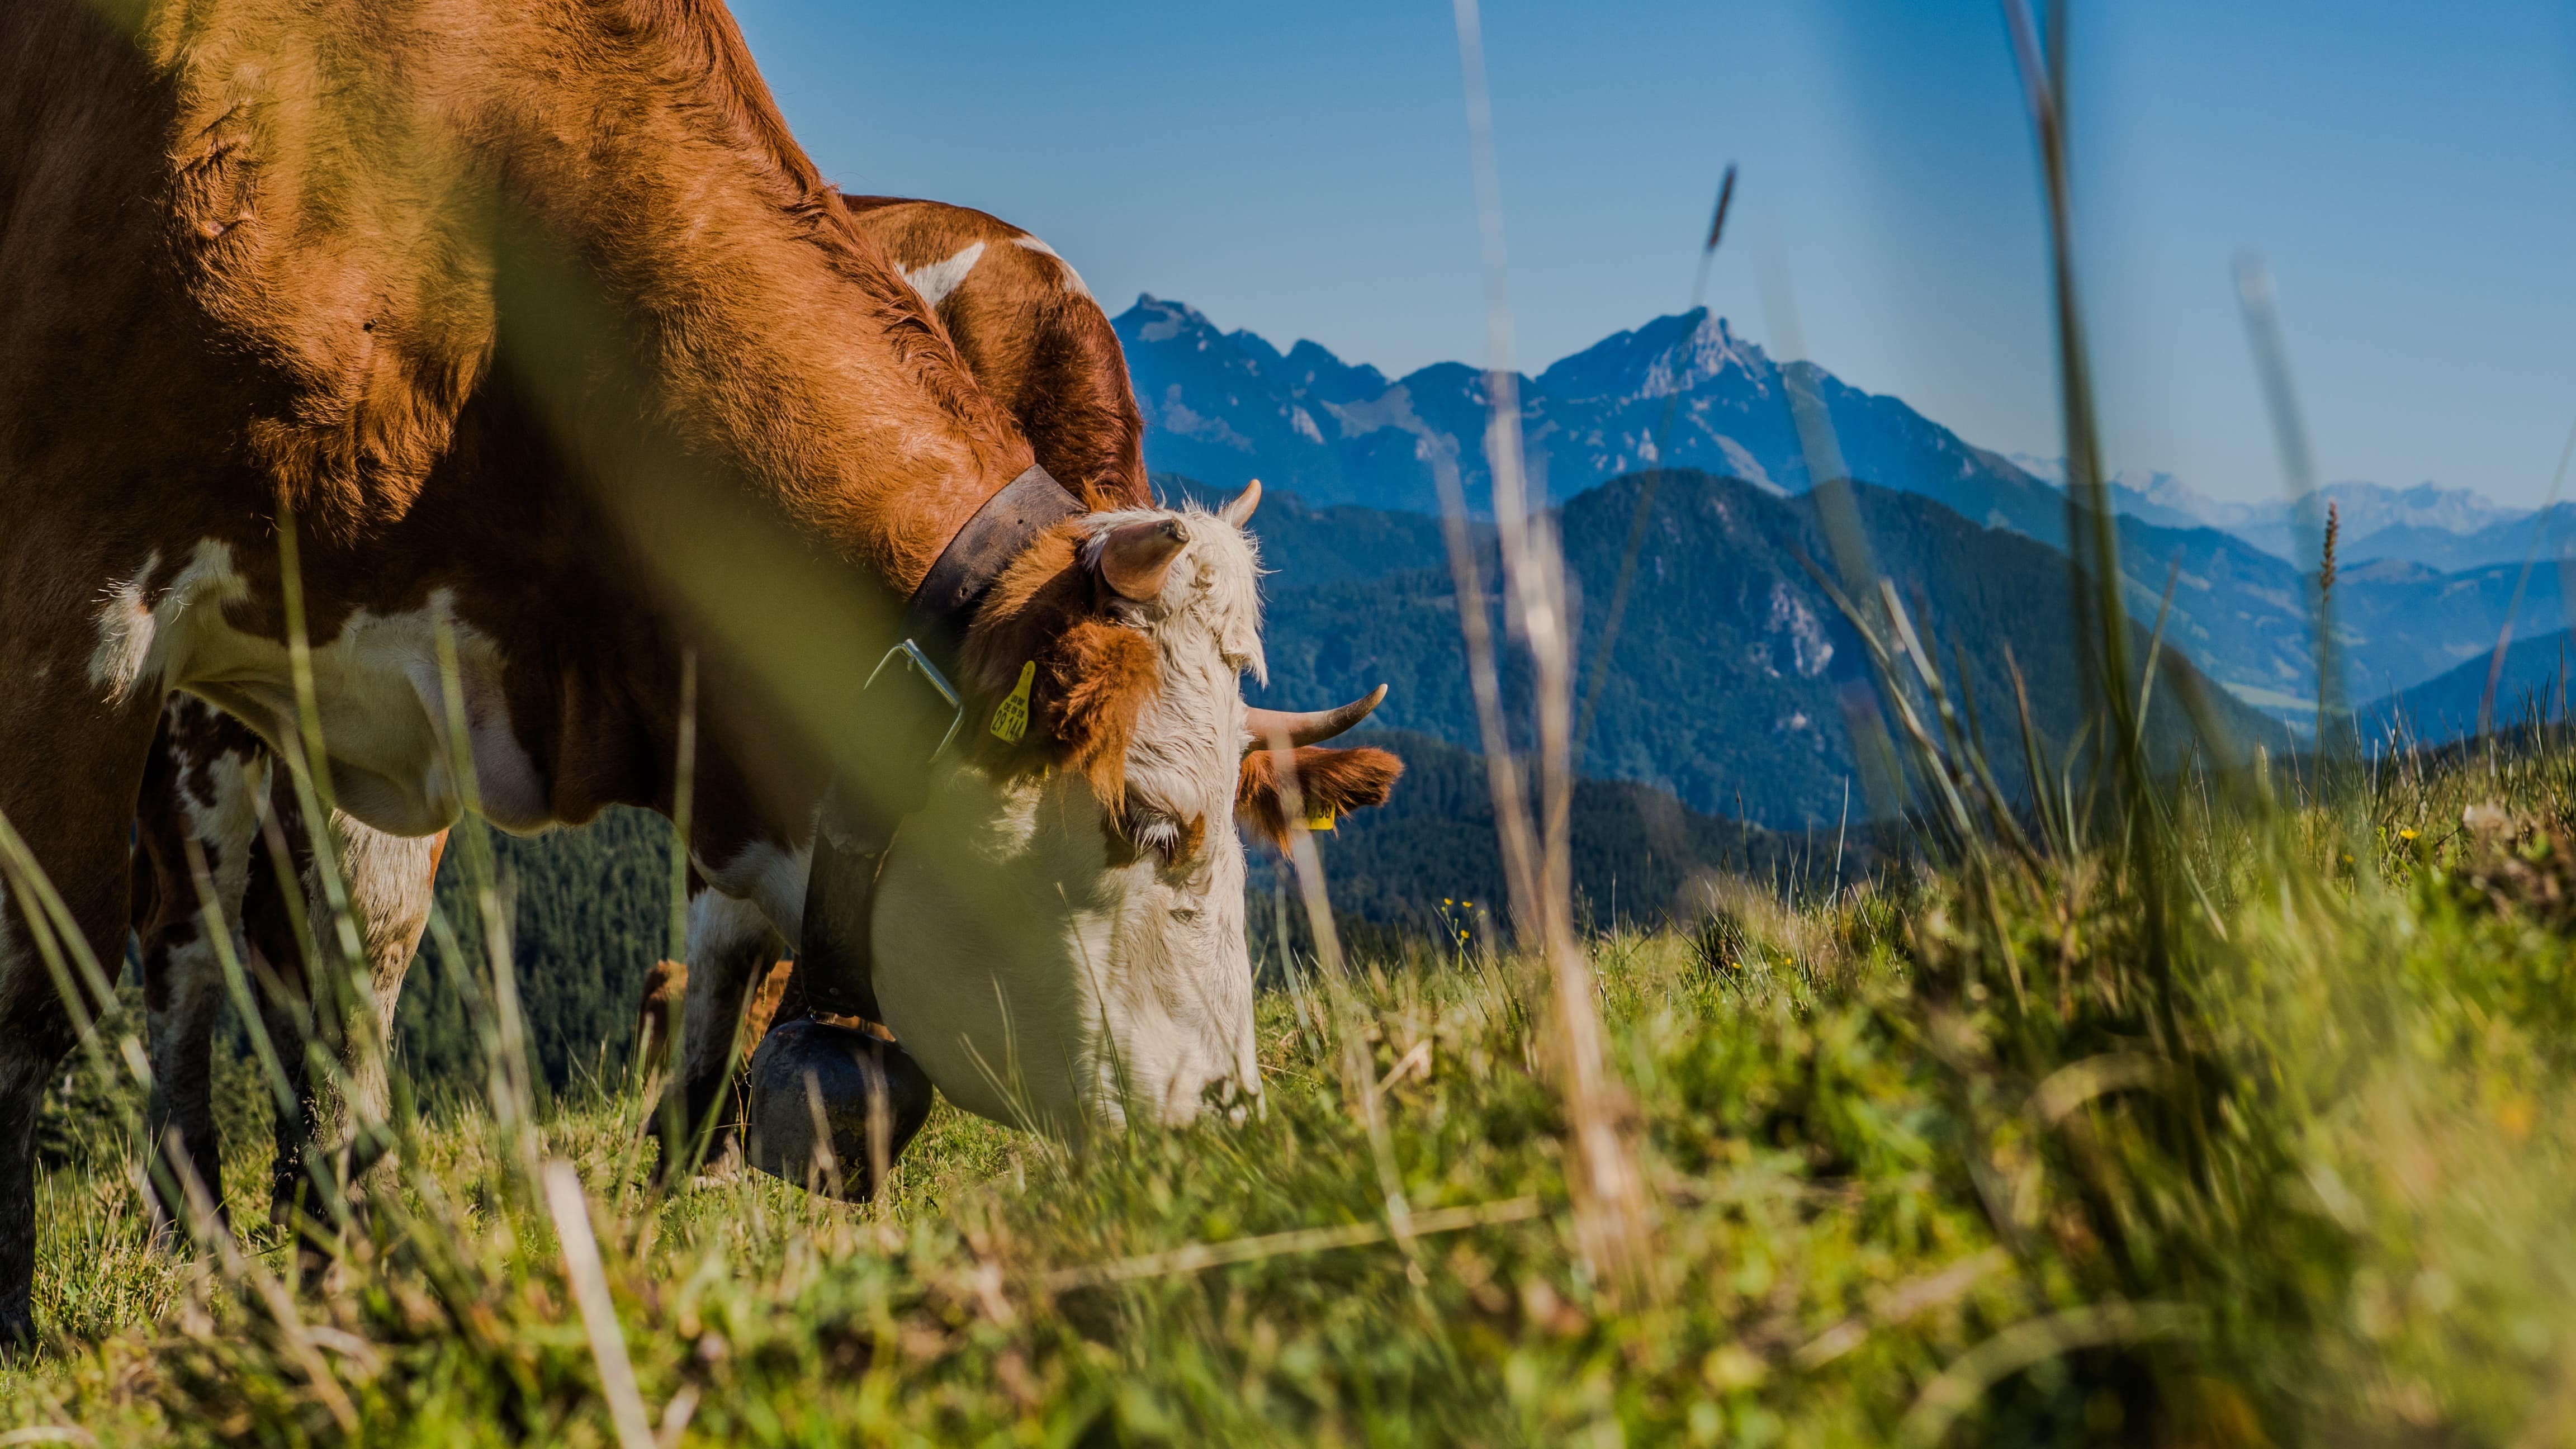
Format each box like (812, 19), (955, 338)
(863, 637), (964, 758)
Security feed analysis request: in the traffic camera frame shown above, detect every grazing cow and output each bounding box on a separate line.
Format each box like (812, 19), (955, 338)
(0, 0), (1396, 1347)
(126, 195), (1180, 1194)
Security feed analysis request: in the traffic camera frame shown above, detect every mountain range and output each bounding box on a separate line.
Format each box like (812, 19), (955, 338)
(1123, 296), (2565, 727)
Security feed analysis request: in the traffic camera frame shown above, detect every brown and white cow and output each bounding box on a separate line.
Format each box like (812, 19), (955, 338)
(0, 0), (1394, 1345)
(126, 196), (1236, 1195)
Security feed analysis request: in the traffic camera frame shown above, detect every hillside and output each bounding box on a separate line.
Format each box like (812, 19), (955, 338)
(1248, 470), (2286, 827)
(1267, 730), (1867, 934)
(2362, 626), (2576, 746)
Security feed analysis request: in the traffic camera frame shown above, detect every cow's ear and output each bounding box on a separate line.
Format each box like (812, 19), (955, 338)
(960, 527), (1161, 798)
(1236, 746), (1403, 848)
(1035, 618), (1161, 799)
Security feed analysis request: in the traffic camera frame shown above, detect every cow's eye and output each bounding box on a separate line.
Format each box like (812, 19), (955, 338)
(1126, 806), (1185, 861)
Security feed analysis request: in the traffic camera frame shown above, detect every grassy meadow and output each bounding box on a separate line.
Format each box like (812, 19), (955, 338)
(4, 722), (2576, 1446)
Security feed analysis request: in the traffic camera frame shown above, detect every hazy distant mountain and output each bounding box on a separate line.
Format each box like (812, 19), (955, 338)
(2233, 481), (2530, 565)
(2332, 506), (2572, 574)
(2007, 456), (2261, 534)
(2006, 456), (2530, 570)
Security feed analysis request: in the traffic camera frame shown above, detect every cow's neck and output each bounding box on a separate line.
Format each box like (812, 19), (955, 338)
(457, 1), (1041, 598)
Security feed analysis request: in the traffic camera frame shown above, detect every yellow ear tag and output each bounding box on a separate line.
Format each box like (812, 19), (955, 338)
(989, 661), (1035, 744)
(1303, 808), (1338, 833)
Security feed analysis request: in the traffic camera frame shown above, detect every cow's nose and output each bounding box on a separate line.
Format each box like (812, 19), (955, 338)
(1200, 1073), (1260, 1126)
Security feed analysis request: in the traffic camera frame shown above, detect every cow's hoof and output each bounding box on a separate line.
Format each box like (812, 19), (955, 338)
(744, 1017), (934, 1201)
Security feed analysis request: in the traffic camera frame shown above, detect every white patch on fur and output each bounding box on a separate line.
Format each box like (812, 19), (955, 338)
(334, 816), (444, 982)
(144, 708), (269, 1146)
(174, 714), (269, 927)
(689, 889), (778, 972)
(697, 840), (812, 951)
(154, 570), (544, 838)
(872, 501), (1270, 1138)
(88, 543), (250, 704)
(675, 887), (785, 1103)
(903, 242), (986, 309)
(1012, 235), (1093, 299)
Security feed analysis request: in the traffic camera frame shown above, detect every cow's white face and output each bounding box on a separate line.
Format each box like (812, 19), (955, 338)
(869, 505), (1268, 1137)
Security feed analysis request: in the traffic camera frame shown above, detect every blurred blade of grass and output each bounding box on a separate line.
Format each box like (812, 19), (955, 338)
(1760, 260), (1931, 851)
(2233, 257), (2354, 766)
(1041, 1195), (1542, 1291)
(634, 646), (695, 1203)
(431, 617), (540, 1190)
(1898, 1300), (2202, 1448)
(1449, 0), (1657, 1298)
(0, 811), (121, 1086)
(1262, 742), (1412, 1247)
(1573, 162), (1736, 765)
(539, 1160), (658, 1449)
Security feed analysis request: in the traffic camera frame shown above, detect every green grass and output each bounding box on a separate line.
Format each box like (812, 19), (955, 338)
(8, 737), (2576, 1445)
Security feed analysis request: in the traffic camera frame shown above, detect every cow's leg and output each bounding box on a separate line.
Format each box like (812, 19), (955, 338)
(0, 688), (155, 1349)
(132, 702), (268, 1238)
(657, 889), (779, 1179)
(308, 817), (443, 1199)
(239, 829), (322, 1236)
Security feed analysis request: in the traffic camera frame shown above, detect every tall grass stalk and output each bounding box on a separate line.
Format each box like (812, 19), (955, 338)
(1261, 741), (1413, 1246)
(1573, 162), (1736, 762)
(429, 619), (541, 1196)
(1448, 0), (1656, 1296)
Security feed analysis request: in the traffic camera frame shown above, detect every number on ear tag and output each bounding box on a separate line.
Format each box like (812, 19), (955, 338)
(989, 661), (1035, 743)
(1304, 808), (1338, 833)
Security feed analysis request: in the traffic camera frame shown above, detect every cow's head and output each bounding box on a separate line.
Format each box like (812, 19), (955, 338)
(863, 482), (1398, 1137)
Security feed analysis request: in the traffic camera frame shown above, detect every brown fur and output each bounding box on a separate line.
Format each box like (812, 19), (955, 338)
(1042, 621), (1163, 803)
(124, 192), (1154, 1204)
(840, 198), (1148, 510)
(0, 0), (1055, 1341)
(958, 526), (1164, 801)
(0, 0), (1383, 1337)
(637, 958), (689, 1068)
(1236, 746), (1405, 849)
(742, 958), (794, 1047)
(639, 956), (790, 1068)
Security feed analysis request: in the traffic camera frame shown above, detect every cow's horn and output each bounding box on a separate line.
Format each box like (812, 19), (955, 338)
(1220, 479), (1262, 527)
(1098, 517), (1187, 600)
(1244, 684), (1388, 750)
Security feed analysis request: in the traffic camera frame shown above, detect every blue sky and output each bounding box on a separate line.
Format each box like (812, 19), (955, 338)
(732, 1), (2576, 508)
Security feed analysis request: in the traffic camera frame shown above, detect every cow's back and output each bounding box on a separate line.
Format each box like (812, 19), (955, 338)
(842, 198), (1147, 510)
